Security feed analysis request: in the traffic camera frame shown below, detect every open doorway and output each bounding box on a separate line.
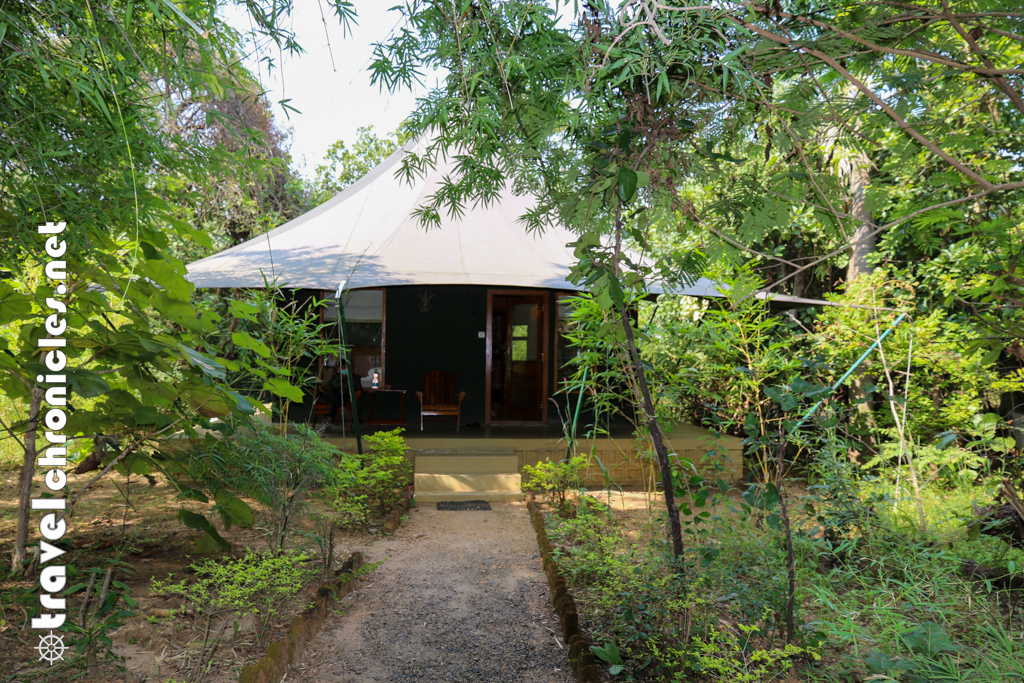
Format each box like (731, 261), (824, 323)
(486, 290), (548, 423)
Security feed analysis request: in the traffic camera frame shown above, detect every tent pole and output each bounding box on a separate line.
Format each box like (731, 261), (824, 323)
(793, 312), (907, 432)
(337, 290), (363, 455)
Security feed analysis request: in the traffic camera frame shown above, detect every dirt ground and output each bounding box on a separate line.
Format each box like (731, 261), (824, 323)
(288, 500), (574, 683)
(0, 466), (361, 682)
(0, 463), (692, 683)
(0, 460), (586, 682)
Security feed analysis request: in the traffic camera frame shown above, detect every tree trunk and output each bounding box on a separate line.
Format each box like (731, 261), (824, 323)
(12, 386), (44, 574)
(842, 148), (879, 446)
(844, 149), (876, 282)
(767, 434), (798, 642)
(619, 306), (686, 560)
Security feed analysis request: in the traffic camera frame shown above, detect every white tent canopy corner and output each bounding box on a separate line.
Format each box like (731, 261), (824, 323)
(185, 138), (827, 307)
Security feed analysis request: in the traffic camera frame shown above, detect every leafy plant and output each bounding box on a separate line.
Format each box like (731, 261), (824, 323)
(0, 0), (336, 573)
(213, 284), (335, 432)
(592, 640), (625, 676)
(228, 425), (340, 554)
(327, 428), (412, 524)
(521, 455), (587, 515)
(813, 271), (1002, 447)
(683, 623), (817, 682)
(310, 123), (415, 204)
(174, 423), (339, 553)
(870, 440), (991, 490)
(62, 560), (138, 677)
(150, 551), (317, 649)
(301, 512), (338, 577)
(359, 429), (414, 516)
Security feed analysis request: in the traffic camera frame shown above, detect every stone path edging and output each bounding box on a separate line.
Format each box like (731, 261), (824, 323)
(526, 496), (602, 683)
(238, 551), (366, 683)
(380, 486), (414, 534)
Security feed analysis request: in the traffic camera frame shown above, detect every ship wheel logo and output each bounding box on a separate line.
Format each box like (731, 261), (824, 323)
(36, 631), (67, 664)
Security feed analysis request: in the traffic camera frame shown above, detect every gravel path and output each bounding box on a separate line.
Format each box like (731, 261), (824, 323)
(289, 501), (573, 683)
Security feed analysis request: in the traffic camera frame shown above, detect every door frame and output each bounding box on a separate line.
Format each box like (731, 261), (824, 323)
(485, 288), (549, 425)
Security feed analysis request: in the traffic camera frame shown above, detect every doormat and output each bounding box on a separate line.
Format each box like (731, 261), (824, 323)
(436, 501), (492, 511)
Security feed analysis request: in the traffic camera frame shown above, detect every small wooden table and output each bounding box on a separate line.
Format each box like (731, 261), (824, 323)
(364, 388), (407, 426)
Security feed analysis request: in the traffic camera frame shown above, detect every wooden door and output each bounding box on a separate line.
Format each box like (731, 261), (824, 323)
(487, 292), (547, 423)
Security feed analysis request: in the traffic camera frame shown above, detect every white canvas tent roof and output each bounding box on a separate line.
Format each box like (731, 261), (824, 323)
(187, 138), (717, 294)
(185, 139), (829, 306)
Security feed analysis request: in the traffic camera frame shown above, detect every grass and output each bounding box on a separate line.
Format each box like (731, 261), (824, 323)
(0, 394), (26, 472)
(540, 473), (1024, 683)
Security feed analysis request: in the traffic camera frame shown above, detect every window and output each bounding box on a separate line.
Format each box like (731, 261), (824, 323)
(509, 306), (538, 362)
(322, 289), (385, 385)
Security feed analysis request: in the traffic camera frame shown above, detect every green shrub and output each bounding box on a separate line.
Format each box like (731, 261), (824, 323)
(361, 429), (413, 515)
(63, 561), (137, 675)
(867, 440), (990, 489)
(547, 510), (632, 586)
(227, 425), (340, 553)
(150, 550), (316, 648)
(178, 424), (340, 553)
(521, 455), (587, 514)
(682, 623), (817, 682)
(327, 428), (411, 525)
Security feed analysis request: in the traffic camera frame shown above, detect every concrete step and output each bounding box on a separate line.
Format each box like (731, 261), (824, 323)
(414, 451), (517, 474)
(414, 452), (522, 502)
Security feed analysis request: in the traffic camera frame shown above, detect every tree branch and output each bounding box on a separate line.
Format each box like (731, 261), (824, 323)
(728, 12), (996, 189)
(750, 181), (1024, 297)
(940, 0), (1024, 115)
(778, 9), (1024, 77)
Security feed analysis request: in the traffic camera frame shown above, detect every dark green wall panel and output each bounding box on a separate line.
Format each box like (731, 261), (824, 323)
(384, 285), (489, 427)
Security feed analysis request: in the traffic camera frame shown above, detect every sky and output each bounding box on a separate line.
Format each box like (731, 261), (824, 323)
(226, 2), (437, 178)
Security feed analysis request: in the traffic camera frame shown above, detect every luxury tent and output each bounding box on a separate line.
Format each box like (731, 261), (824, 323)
(186, 139), (815, 491)
(186, 139), (820, 432)
(188, 138), (728, 427)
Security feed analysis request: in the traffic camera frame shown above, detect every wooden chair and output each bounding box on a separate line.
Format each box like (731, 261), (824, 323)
(416, 371), (466, 430)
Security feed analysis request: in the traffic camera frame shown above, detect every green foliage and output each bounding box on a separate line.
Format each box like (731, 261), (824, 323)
(546, 507), (715, 681)
(150, 550), (317, 648)
(0, 0), (356, 569)
(641, 270), (806, 475)
(803, 421), (872, 547)
(868, 441), (991, 490)
(369, 0), (1022, 297)
(558, 292), (642, 428)
(683, 624), (816, 682)
(548, 512), (624, 586)
(61, 560), (138, 674)
(226, 425), (340, 554)
(813, 270), (1002, 445)
(521, 455), (587, 515)
(171, 424), (337, 553)
(547, 473), (1024, 681)
(199, 286), (335, 430)
(592, 640), (625, 676)
(300, 512), (337, 576)
(311, 124), (415, 204)
(0, 392), (24, 470)
(798, 517), (1024, 683)
(326, 428), (412, 525)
